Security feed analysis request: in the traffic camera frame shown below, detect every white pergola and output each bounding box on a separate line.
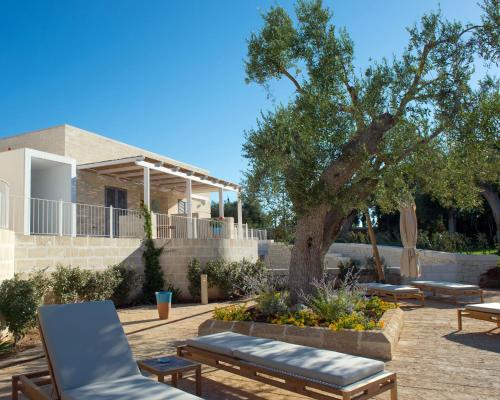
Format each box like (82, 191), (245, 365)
(78, 155), (243, 235)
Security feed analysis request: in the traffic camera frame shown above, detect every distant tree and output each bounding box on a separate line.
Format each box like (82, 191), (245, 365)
(211, 198), (271, 228)
(243, 0), (499, 296)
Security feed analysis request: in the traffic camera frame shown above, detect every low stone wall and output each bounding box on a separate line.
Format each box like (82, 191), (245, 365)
(261, 241), (292, 271)
(198, 308), (404, 361)
(330, 243), (498, 284)
(13, 234), (144, 274)
(155, 238), (259, 300)
(0, 229), (15, 281)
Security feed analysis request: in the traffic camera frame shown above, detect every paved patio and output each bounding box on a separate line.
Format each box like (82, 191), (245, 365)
(1, 291), (499, 400)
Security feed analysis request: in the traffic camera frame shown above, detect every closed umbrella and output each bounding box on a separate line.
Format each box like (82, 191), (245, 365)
(399, 204), (420, 280)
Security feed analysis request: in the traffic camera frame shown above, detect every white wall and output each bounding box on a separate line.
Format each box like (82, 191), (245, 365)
(31, 159), (72, 202)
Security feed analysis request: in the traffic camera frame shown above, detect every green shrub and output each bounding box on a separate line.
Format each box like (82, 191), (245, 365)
(329, 313), (381, 331)
(337, 259), (361, 283)
(0, 271), (49, 343)
(272, 309), (319, 327)
(213, 304), (251, 321)
(187, 258), (267, 300)
(164, 283), (182, 303)
(111, 264), (142, 306)
(357, 296), (396, 320)
(300, 280), (363, 324)
(187, 258), (202, 299)
(51, 265), (122, 304)
(141, 205), (165, 304)
(255, 289), (290, 317)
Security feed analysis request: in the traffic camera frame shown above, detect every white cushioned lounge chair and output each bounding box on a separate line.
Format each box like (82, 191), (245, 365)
(12, 301), (201, 400)
(458, 302), (500, 331)
(177, 331), (397, 400)
(411, 280), (484, 304)
(365, 283), (424, 306)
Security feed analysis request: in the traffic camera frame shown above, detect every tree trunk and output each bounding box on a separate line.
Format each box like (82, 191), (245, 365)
(288, 206), (351, 300)
(448, 208), (456, 233)
(481, 184), (500, 249)
(365, 210), (385, 282)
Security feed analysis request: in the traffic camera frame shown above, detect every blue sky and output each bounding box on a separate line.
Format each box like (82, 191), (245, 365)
(0, 1), (492, 201)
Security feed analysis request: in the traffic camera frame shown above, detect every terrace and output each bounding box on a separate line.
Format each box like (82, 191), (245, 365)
(1, 292), (499, 400)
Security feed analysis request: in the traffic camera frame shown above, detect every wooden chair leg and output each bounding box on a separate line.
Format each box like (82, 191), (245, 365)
(480, 291), (484, 303)
(11, 376), (19, 400)
(391, 383), (398, 400)
(457, 309), (463, 331)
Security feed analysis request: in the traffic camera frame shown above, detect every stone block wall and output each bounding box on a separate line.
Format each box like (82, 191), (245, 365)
(155, 238), (258, 300)
(0, 229), (15, 281)
(13, 234), (144, 274)
(330, 243), (498, 284)
(261, 241), (292, 271)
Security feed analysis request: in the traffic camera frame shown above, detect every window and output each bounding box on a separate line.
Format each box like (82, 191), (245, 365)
(178, 200), (186, 214)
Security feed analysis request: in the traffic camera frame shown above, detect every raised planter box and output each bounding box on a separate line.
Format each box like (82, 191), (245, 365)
(198, 308), (404, 361)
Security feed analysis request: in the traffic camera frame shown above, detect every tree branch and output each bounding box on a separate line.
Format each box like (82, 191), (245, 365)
(279, 67), (303, 93)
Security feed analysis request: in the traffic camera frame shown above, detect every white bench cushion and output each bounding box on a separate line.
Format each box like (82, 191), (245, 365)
(187, 331), (273, 356)
(61, 375), (200, 400)
(366, 283), (420, 294)
(188, 332), (384, 388)
(412, 281), (479, 290)
(465, 303), (500, 315)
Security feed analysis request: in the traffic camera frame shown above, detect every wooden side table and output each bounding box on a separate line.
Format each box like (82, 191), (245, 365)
(138, 355), (202, 396)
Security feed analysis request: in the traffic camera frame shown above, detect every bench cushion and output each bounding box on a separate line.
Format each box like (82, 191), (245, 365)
(186, 331), (272, 356)
(38, 301), (140, 391)
(367, 283), (420, 294)
(188, 332), (384, 388)
(465, 303), (500, 315)
(61, 375), (201, 400)
(412, 281), (479, 291)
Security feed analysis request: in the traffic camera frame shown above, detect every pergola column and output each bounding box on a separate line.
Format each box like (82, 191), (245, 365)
(186, 178), (194, 238)
(237, 192), (243, 238)
(143, 167), (150, 209)
(218, 188), (224, 218)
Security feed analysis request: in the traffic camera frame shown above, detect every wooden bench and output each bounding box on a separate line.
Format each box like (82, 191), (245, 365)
(365, 283), (424, 307)
(458, 302), (500, 331)
(178, 331), (397, 400)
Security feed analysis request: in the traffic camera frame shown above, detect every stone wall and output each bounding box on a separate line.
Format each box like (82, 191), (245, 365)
(0, 229), (15, 281)
(330, 243), (498, 284)
(13, 234), (144, 274)
(260, 241), (292, 271)
(155, 238), (259, 300)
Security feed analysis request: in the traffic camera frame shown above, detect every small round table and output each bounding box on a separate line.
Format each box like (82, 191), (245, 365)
(137, 355), (202, 396)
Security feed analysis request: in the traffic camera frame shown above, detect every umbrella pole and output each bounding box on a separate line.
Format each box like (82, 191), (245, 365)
(365, 210), (385, 282)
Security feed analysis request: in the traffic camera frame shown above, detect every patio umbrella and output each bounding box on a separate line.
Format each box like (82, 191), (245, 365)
(399, 204), (420, 279)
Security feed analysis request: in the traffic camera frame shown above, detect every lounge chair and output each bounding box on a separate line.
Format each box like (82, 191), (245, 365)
(365, 283), (424, 306)
(411, 280), (483, 304)
(177, 331), (397, 400)
(12, 301), (201, 400)
(458, 302), (500, 331)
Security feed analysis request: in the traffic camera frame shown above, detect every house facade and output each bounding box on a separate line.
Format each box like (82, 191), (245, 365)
(0, 125), (265, 297)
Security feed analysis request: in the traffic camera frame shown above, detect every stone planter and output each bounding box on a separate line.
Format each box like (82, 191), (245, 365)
(198, 308), (404, 361)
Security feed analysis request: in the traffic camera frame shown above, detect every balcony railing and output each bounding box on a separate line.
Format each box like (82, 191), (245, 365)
(7, 196), (266, 240)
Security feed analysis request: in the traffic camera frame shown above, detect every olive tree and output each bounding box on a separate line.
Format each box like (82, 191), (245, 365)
(243, 0), (499, 295)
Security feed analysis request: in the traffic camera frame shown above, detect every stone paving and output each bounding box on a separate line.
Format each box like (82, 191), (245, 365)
(1, 292), (499, 400)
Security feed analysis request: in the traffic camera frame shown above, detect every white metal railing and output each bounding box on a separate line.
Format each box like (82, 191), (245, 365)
(7, 195), (266, 240)
(0, 180), (9, 229)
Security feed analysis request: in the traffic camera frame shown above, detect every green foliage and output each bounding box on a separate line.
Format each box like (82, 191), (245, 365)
(141, 204), (165, 304)
(272, 309), (319, 327)
(300, 280), (363, 324)
(0, 335), (13, 354)
(243, 0), (499, 286)
(255, 289), (290, 317)
(0, 271), (49, 343)
(187, 258), (267, 300)
(358, 296), (397, 320)
(329, 313), (381, 331)
(110, 264), (143, 307)
(51, 265), (122, 304)
(210, 198), (271, 228)
(187, 258), (202, 299)
(141, 239), (165, 303)
(337, 259), (361, 283)
(213, 304), (252, 321)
